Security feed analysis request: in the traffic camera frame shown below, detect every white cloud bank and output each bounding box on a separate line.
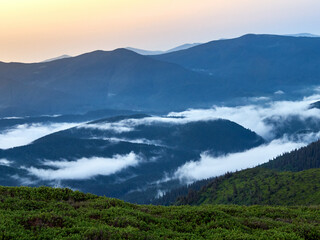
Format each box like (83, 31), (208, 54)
(95, 137), (164, 147)
(5, 93), (320, 185)
(81, 122), (134, 133)
(0, 122), (79, 149)
(168, 94), (320, 139)
(174, 133), (320, 183)
(0, 159), (11, 166)
(25, 152), (140, 180)
(80, 94), (320, 140)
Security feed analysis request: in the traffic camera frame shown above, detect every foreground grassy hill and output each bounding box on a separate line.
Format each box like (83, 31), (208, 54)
(0, 186), (319, 239)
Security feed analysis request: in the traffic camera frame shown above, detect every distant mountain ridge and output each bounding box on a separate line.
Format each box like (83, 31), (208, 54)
(152, 34), (320, 94)
(2, 34), (320, 116)
(126, 43), (200, 55)
(0, 48), (217, 116)
(42, 54), (71, 63)
(125, 48), (164, 55)
(285, 33), (320, 38)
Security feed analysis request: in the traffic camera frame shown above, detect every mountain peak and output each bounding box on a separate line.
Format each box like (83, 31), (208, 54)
(126, 43), (201, 56)
(41, 54), (71, 63)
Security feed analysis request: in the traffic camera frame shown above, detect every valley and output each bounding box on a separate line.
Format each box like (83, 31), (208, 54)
(1, 33), (320, 239)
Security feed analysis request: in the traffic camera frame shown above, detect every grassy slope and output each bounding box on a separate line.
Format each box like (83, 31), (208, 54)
(176, 168), (320, 206)
(0, 186), (319, 240)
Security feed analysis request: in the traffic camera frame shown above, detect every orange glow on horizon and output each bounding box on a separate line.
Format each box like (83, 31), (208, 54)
(1, 0), (320, 62)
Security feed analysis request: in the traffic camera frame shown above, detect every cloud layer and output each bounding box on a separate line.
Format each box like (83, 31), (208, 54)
(4, 93), (320, 191)
(0, 159), (11, 166)
(173, 132), (320, 183)
(25, 152), (141, 180)
(168, 94), (320, 140)
(0, 122), (79, 149)
(95, 137), (164, 147)
(80, 94), (320, 141)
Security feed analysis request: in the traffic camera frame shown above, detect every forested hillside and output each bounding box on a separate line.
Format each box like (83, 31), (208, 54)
(175, 168), (320, 206)
(155, 140), (320, 206)
(262, 140), (320, 171)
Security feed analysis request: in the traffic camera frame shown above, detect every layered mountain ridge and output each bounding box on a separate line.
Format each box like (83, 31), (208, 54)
(2, 34), (320, 116)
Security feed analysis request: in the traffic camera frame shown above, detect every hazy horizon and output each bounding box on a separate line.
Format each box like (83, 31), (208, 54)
(2, 32), (320, 64)
(1, 0), (320, 62)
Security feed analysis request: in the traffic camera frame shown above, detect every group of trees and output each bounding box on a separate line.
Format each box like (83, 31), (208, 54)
(175, 168), (320, 206)
(262, 140), (320, 171)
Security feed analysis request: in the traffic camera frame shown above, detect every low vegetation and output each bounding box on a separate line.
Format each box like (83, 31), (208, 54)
(0, 186), (319, 239)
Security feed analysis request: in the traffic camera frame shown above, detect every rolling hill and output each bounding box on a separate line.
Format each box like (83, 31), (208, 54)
(155, 139), (320, 206)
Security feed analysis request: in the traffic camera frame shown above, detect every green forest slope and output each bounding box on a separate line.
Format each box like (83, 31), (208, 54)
(0, 186), (319, 240)
(155, 140), (320, 206)
(176, 168), (320, 206)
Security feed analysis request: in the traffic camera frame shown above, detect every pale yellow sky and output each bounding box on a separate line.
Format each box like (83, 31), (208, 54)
(1, 0), (320, 62)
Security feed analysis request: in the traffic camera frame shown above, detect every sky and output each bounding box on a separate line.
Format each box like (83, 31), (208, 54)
(1, 0), (320, 62)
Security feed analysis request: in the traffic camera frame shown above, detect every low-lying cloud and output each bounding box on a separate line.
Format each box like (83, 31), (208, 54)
(96, 137), (164, 147)
(174, 135), (317, 183)
(0, 122), (79, 149)
(79, 94), (320, 141)
(4, 93), (320, 189)
(25, 152), (141, 180)
(168, 94), (320, 139)
(81, 122), (134, 133)
(0, 159), (11, 166)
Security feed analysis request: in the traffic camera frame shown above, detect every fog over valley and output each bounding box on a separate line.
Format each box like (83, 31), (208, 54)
(2, 2), (320, 238)
(0, 89), (319, 203)
(1, 33), (320, 204)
